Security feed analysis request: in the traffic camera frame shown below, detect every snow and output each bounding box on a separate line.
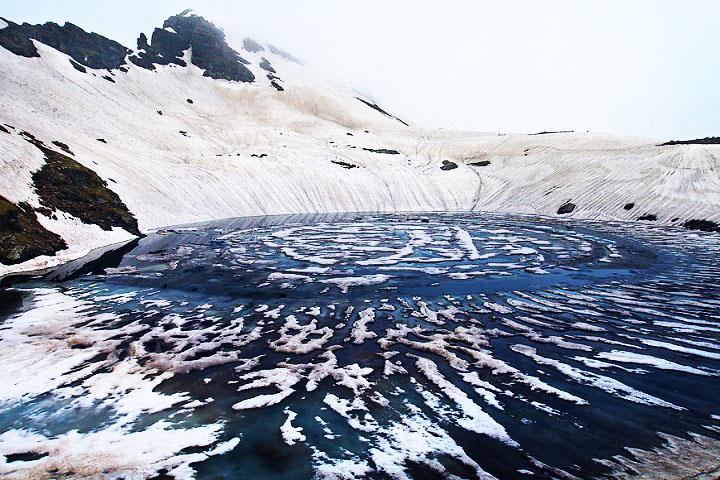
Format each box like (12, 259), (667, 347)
(0, 422), (226, 479)
(508, 246), (537, 255)
(510, 344), (683, 409)
(639, 339), (720, 360)
(571, 321), (606, 332)
(281, 247), (338, 265)
(596, 350), (713, 376)
(455, 227), (481, 259)
(232, 366), (303, 409)
(280, 409), (306, 445)
(319, 274), (391, 293)
(267, 271), (312, 282)
(270, 315), (333, 354)
(0, 286), (241, 479)
(368, 407), (498, 480)
(415, 357), (517, 445)
(348, 307), (377, 344)
(321, 391), (498, 479)
(313, 455), (371, 479)
(0, 19), (7, 30)
(0, 33), (718, 276)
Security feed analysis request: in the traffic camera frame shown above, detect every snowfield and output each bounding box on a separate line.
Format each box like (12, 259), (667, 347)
(0, 19), (718, 277)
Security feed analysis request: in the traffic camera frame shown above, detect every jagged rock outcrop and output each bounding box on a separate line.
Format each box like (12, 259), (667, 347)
(0, 16), (129, 69)
(129, 10), (254, 82)
(0, 11), (258, 83)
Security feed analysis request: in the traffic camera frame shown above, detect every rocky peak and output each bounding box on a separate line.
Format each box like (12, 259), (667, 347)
(129, 11), (255, 83)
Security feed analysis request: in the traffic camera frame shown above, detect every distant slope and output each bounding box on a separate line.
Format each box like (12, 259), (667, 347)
(0, 11), (718, 276)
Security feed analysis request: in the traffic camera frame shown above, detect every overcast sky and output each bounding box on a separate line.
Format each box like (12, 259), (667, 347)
(2, 0), (718, 139)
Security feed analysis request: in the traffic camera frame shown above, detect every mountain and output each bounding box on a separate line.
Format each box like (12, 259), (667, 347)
(0, 11), (718, 277)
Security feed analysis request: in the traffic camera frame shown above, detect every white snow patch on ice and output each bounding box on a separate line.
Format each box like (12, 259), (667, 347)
(280, 409), (306, 445)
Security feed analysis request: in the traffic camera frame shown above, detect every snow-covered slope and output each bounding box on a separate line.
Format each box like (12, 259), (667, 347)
(0, 11), (718, 277)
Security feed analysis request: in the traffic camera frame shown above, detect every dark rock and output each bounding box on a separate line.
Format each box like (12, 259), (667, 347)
(638, 214), (657, 221)
(179, 131), (188, 136)
(69, 59), (86, 72)
(130, 12), (255, 83)
(24, 135), (140, 236)
(144, 337), (172, 353)
(0, 195), (67, 265)
(659, 137), (720, 146)
(137, 32), (150, 50)
(102, 75), (115, 83)
(157, 110), (162, 115)
(96, 138), (107, 143)
(186, 98), (193, 104)
(440, 160), (458, 171)
(363, 148), (400, 155)
(346, 132), (353, 136)
(331, 160), (358, 169)
(355, 97), (409, 126)
(0, 125), (8, 134)
(4, 452), (49, 463)
(52, 141), (73, 155)
(0, 17), (129, 69)
(683, 219), (720, 232)
(259, 57), (275, 73)
(147, 468), (175, 480)
(243, 37), (264, 53)
(469, 160), (491, 167)
(33, 206), (52, 217)
(624, 202), (635, 210)
(270, 80), (284, 92)
(250, 154), (268, 158)
(529, 130), (574, 135)
(557, 202), (576, 214)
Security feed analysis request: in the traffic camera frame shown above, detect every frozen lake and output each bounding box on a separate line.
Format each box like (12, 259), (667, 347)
(1, 212), (719, 479)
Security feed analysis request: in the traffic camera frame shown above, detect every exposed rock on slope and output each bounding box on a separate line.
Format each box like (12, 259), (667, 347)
(24, 134), (139, 236)
(440, 160), (458, 171)
(356, 97), (409, 126)
(683, 219), (720, 232)
(660, 137), (720, 146)
(557, 202), (576, 215)
(0, 195), (67, 265)
(0, 16), (128, 69)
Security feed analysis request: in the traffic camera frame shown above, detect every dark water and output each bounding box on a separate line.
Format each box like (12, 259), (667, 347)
(1, 212), (719, 479)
